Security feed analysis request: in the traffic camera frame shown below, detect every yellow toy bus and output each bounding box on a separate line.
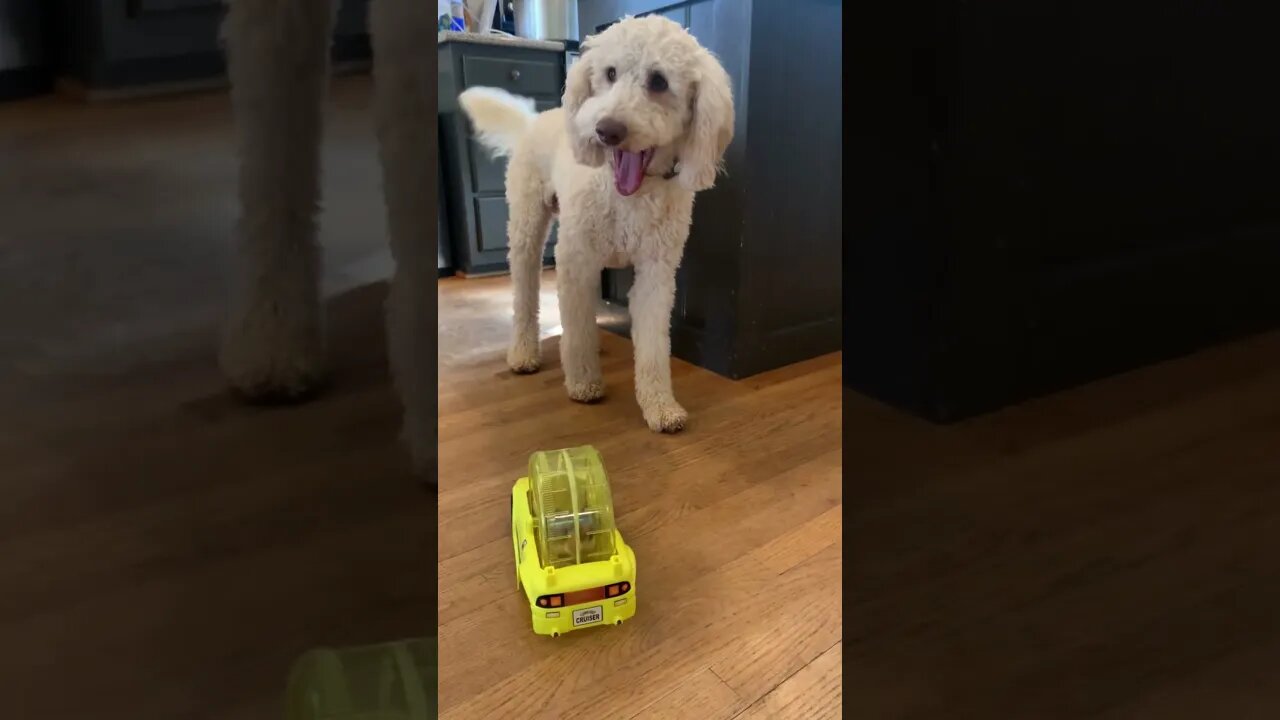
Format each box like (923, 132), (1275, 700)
(511, 446), (637, 636)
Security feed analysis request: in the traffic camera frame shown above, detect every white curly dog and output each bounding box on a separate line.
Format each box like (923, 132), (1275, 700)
(219, 0), (435, 477)
(459, 16), (734, 433)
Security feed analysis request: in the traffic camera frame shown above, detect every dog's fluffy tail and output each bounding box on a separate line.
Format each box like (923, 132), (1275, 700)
(457, 86), (538, 159)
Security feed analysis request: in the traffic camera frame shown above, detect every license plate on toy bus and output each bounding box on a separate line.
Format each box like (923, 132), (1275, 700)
(572, 605), (603, 626)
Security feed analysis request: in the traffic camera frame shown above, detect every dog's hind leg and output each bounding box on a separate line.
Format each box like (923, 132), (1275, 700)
(219, 0), (337, 402)
(630, 260), (687, 433)
(371, 0), (436, 479)
(505, 159), (553, 374)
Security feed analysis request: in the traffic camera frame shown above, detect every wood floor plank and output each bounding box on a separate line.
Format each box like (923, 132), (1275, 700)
(847, 327), (1280, 718)
(1095, 638), (1280, 720)
(707, 506), (843, 700)
(630, 667), (744, 719)
(733, 641), (842, 720)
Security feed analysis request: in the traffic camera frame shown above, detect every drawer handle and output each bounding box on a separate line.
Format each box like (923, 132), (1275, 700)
(509, 69), (521, 81)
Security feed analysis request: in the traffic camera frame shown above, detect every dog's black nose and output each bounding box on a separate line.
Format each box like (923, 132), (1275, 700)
(595, 119), (628, 147)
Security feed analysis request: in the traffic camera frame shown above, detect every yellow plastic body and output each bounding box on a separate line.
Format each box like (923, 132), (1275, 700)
(511, 447), (637, 636)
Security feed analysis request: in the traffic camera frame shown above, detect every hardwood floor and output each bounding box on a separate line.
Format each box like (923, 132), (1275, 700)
(436, 272), (844, 719)
(848, 329), (1280, 718)
(0, 284), (434, 720)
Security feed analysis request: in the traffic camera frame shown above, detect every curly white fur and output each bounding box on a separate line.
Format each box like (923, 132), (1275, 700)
(219, 0), (336, 402)
(460, 16), (735, 433)
(221, 0), (436, 479)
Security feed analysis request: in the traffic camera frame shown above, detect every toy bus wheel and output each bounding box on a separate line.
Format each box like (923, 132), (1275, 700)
(614, 619), (622, 626)
(551, 631), (560, 638)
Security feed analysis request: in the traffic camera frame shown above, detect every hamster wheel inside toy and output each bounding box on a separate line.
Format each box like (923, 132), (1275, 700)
(528, 446), (617, 569)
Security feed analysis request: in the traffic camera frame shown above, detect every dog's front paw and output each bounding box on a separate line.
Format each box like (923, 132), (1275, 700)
(566, 379), (606, 404)
(507, 341), (541, 375)
(643, 401), (688, 433)
(220, 304), (326, 403)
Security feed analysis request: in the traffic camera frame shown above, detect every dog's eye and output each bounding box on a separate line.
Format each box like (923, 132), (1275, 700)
(605, 67), (617, 83)
(647, 72), (668, 93)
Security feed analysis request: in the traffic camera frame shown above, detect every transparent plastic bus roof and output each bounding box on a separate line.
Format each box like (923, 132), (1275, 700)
(529, 446), (617, 569)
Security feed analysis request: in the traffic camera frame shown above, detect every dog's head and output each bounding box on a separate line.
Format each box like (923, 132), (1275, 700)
(563, 15), (735, 196)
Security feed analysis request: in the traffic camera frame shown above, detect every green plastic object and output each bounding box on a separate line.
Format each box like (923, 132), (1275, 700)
(286, 637), (437, 720)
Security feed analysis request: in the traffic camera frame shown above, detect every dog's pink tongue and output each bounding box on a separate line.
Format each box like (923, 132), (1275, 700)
(614, 150), (646, 196)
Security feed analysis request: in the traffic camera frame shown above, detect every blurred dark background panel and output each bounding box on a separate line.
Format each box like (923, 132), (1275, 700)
(0, 0), (53, 101)
(852, 1), (1280, 422)
(57, 0), (369, 97)
(0, 1), (371, 102)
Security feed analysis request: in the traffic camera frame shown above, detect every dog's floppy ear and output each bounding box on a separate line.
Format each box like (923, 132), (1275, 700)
(678, 49), (735, 192)
(563, 40), (606, 167)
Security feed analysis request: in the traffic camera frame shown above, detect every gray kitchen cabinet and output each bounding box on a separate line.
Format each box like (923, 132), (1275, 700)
(438, 35), (564, 276)
(438, 149), (453, 275)
(53, 0), (370, 95)
(580, 0), (843, 379)
(858, 3), (1280, 423)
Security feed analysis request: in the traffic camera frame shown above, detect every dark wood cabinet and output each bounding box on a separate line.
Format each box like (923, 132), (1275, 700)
(581, 0), (843, 379)
(854, 3), (1280, 422)
(437, 37), (564, 276)
(53, 0), (370, 95)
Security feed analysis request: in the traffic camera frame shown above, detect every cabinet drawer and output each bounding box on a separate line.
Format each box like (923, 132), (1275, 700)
(470, 142), (507, 194)
(473, 196), (560, 255)
(462, 55), (561, 97)
(475, 196), (511, 253)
